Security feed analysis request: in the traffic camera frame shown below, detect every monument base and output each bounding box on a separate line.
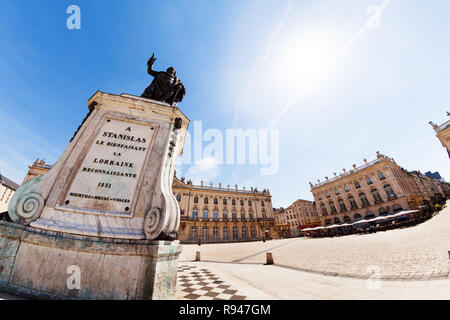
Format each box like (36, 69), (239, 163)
(0, 219), (181, 300)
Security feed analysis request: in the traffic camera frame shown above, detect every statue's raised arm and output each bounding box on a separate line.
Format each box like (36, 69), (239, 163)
(146, 53), (159, 77)
(141, 54), (186, 106)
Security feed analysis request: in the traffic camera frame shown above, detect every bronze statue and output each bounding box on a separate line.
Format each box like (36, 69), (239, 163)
(141, 53), (186, 106)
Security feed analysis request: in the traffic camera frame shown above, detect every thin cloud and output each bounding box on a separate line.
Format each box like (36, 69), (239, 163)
(184, 157), (221, 184)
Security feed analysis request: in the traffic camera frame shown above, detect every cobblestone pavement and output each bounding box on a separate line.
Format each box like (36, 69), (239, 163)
(179, 202), (450, 281)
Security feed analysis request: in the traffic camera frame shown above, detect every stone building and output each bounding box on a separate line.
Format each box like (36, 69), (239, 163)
(429, 112), (450, 158)
(309, 152), (447, 226)
(273, 207), (291, 238)
(22, 159), (53, 184)
(282, 199), (320, 236)
(0, 173), (19, 213)
(174, 177), (276, 243)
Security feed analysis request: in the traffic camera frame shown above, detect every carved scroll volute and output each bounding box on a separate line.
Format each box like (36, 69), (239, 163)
(9, 191), (45, 225)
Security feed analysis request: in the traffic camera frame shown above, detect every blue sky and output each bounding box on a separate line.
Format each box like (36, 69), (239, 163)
(0, 0), (448, 208)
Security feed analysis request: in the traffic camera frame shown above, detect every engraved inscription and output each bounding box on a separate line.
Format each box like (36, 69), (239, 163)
(65, 119), (154, 213)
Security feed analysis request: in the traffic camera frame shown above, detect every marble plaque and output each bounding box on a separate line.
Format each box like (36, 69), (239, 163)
(64, 118), (154, 215)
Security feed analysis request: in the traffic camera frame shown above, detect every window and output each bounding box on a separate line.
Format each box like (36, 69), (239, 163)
(338, 199), (347, 212)
(384, 184), (396, 199)
(214, 198), (218, 205)
(249, 212), (253, 220)
(202, 210), (209, 219)
(344, 215), (351, 223)
(378, 207), (388, 215)
(223, 227), (229, 240)
(232, 226), (238, 239)
(344, 185), (350, 192)
(251, 226), (256, 238)
(240, 199), (244, 206)
(248, 200), (252, 206)
(202, 226), (208, 241)
(242, 227), (248, 239)
(366, 177), (373, 185)
(213, 210), (219, 220)
(222, 210), (228, 219)
(223, 198), (227, 205)
(262, 210), (267, 219)
(232, 199), (236, 205)
(329, 201), (337, 214)
(320, 204), (328, 215)
(213, 226), (219, 240)
(354, 182), (361, 189)
(240, 211), (245, 220)
(204, 197), (208, 204)
(325, 219), (332, 225)
(190, 226), (197, 240)
(326, 192), (331, 198)
(318, 194), (322, 200)
(371, 188), (382, 203)
(194, 196), (198, 203)
(348, 196), (358, 209)
(232, 210), (237, 220)
(261, 200), (265, 206)
(176, 194), (181, 201)
(334, 188), (340, 195)
(192, 209), (198, 219)
(334, 217), (341, 224)
(359, 192), (370, 207)
(354, 213), (362, 220)
(378, 172), (386, 180)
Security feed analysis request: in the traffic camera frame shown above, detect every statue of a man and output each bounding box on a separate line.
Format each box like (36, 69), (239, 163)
(141, 53), (186, 106)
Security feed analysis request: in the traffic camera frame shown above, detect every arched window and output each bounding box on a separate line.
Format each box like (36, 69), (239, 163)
(338, 199), (347, 212)
(325, 219), (332, 225)
(320, 203), (328, 215)
(223, 226), (229, 240)
(354, 213), (362, 220)
(202, 226), (208, 241)
(202, 210), (209, 219)
(213, 226), (219, 240)
(261, 200), (265, 206)
(232, 226), (238, 239)
(242, 227), (248, 239)
(378, 207), (388, 215)
(359, 192), (370, 207)
(176, 194), (181, 201)
(194, 196), (198, 203)
(213, 210), (219, 220)
(348, 196), (358, 209)
(329, 201), (337, 214)
(392, 204), (403, 212)
(343, 215), (351, 223)
(371, 188), (382, 203)
(190, 226), (197, 240)
(384, 184), (396, 199)
(192, 209), (198, 219)
(333, 217), (341, 224)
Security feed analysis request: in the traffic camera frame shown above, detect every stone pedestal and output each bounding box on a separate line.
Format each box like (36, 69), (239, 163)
(1, 91), (190, 299)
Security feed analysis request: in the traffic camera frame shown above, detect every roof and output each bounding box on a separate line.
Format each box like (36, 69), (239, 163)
(0, 173), (19, 191)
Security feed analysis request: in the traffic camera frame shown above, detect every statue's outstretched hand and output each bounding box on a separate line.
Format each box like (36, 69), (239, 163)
(148, 53), (156, 65)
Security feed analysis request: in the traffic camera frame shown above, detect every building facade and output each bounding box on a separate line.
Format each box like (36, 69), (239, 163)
(174, 178), (276, 243)
(22, 159), (53, 184)
(310, 152), (447, 226)
(429, 112), (450, 158)
(273, 207), (291, 238)
(282, 199), (320, 236)
(0, 173), (19, 213)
